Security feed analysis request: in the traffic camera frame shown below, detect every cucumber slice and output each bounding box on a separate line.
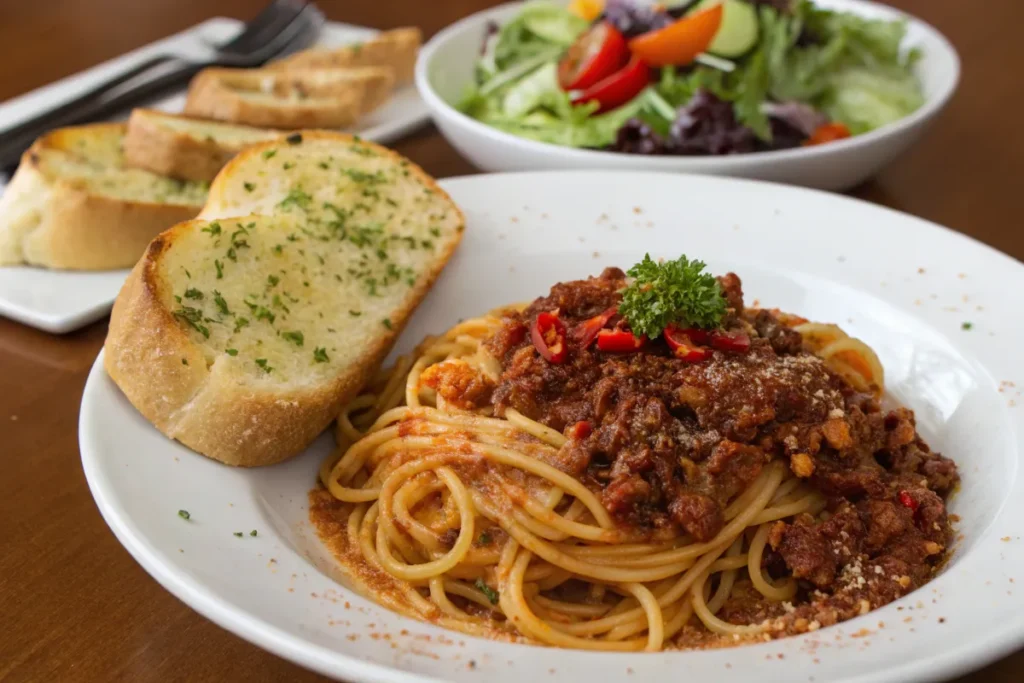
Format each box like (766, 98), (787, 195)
(696, 0), (759, 58)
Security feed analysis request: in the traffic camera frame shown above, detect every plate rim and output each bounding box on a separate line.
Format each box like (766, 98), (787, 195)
(79, 170), (1024, 683)
(79, 372), (440, 683)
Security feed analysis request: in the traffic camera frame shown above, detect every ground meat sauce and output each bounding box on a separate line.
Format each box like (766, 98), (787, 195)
(483, 268), (959, 637)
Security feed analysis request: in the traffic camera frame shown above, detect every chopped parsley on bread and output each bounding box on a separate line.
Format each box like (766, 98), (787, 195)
(103, 132), (464, 466)
(0, 123), (207, 270)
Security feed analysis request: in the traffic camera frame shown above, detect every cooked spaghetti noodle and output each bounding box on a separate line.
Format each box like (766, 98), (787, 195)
(309, 267), (957, 651)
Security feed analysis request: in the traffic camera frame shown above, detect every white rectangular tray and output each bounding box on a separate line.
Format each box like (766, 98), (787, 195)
(0, 17), (429, 334)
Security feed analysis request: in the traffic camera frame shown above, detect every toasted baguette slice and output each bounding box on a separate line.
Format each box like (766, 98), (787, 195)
(0, 123), (207, 270)
(124, 109), (285, 182)
(270, 28), (421, 84)
(183, 67), (395, 129)
(104, 132), (464, 466)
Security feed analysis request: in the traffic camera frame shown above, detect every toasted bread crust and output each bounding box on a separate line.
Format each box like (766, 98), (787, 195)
(183, 67), (395, 130)
(270, 27), (422, 84)
(104, 132), (464, 467)
(0, 125), (203, 270)
(123, 110), (280, 182)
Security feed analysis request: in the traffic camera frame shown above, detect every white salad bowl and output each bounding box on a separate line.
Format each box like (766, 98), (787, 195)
(415, 0), (960, 191)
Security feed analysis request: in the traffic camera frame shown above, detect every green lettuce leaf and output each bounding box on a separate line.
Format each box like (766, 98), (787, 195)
(655, 55), (771, 141)
(820, 66), (925, 133)
(502, 62), (561, 117)
(519, 1), (588, 45)
(493, 1), (585, 70)
(478, 93), (643, 148)
(762, 1), (924, 132)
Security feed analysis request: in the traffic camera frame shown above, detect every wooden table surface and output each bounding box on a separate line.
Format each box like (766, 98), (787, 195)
(1, 0), (1021, 681)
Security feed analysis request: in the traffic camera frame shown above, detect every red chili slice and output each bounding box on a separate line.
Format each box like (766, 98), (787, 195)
(596, 328), (646, 352)
(678, 327), (711, 345)
(669, 326), (751, 353)
(568, 421), (593, 440)
(709, 330), (750, 353)
(531, 311), (568, 364)
(663, 326), (709, 362)
(898, 490), (919, 513)
(573, 306), (619, 349)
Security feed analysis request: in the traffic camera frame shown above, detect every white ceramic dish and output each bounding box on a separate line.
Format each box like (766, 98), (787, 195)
(81, 171), (1024, 683)
(0, 17), (429, 333)
(416, 0), (960, 192)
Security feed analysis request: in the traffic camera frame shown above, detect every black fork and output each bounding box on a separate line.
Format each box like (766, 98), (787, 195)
(0, 0), (324, 171)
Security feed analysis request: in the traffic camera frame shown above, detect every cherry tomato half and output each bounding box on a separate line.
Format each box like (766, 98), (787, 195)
(558, 22), (629, 91)
(571, 57), (651, 113)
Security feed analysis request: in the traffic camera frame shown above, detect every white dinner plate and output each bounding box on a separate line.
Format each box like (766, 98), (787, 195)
(0, 17), (429, 333)
(81, 171), (1024, 682)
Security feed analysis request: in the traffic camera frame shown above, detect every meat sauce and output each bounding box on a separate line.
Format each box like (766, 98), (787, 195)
(483, 268), (959, 633)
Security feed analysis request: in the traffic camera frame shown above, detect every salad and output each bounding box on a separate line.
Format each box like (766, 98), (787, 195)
(457, 0), (925, 155)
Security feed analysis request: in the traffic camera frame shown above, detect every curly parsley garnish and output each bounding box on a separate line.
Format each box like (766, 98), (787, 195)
(618, 254), (726, 339)
(475, 578), (499, 605)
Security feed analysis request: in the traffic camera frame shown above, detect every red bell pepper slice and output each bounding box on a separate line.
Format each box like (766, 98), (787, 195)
(596, 328), (646, 352)
(804, 122), (852, 146)
(573, 306), (619, 349)
(571, 57), (650, 114)
(628, 3), (723, 68)
(531, 311), (568, 364)
(663, 326), (709, 362)
(558, 22), (629, 91)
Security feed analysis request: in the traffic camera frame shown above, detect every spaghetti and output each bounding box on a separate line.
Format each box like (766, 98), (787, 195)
(310, 267), (957, 651)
